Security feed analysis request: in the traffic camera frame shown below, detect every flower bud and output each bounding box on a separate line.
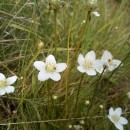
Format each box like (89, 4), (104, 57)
(52, 95), (58, 100)
(85, 100), (90, 105)
(37, 41), (44, 50)
(80, 120), (85, 124)
(49, 0), (62, 10)
(85, 0), (98, 11)
(68, 124), (72, 129)
(99, 105), (104, 109)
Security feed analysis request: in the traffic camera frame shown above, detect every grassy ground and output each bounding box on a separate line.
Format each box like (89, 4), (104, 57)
(0, 0), (130, 130)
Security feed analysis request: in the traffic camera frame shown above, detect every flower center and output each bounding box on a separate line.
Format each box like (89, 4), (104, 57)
(0, 80), (7, 88)
(112, 115), (120, 123)
(46, 64), (56, 72)
(108, 59), (113, 65)
(83, 60), (93, 70)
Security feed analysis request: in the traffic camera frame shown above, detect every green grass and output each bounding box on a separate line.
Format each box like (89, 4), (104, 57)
(0, 0), (130, 129)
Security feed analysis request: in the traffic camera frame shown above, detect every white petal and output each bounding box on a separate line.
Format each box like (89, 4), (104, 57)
(93, 11), (100, 17)
(109, 107), (115, 116)
(101, 50), (113, 65)
(86, 69), (96, 76)
(115, 123), (124, 130)
(46, 55), (56, 64)
(78, 54), (85, 65)
(0, 73), (6, 81)
(113, 59), (122, 67)
(34, 61), (45, 71)
(108, 116), (115, 124)
(108, 65), (115, 71)
(77, 66), (86, 73)
(115, 108), (122, 116)
(55, 63), (67, 72)
(0, 88), (6, 96)
(73, 125), (83, 130)
(119, 117), (128, 125)
(38, 71), (49, 81)
(94, 60), (104, 73)
(5, 86), (15, 93)
(7, 76), (17, 85)
(85, 50), (96, 61)
(49, 72), (61, 81)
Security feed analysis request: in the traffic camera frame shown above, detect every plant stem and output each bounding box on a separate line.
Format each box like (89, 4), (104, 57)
(73, 73), (85, 116)
(54, 10), (57, 55)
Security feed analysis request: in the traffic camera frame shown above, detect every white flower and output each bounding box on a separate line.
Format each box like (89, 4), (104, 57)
(0, 73), (17, 96)
(127, 92), (130, 99)
(92, 11), (100, 17)
(34, 54), (67, 81)
(77, 51), (103, 76)
(101, 50), (122, 71)
(108, 107), (128, 130)
(73, 125), (84, 130)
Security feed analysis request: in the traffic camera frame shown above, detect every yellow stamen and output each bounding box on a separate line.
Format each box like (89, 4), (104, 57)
(0, 80), (7, 88)
(46, 64), (56, 72)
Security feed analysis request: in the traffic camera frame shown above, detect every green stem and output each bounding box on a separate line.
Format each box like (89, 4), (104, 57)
(73, 73), (85, 116)
(54, 10), (57, 55)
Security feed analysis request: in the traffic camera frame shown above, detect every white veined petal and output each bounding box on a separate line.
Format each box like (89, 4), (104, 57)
(94, 60), (104, 73)
(115, 123), (124, 130)
(108, 65), (115, 71)
(49, 72), (61, 81)
(119, 117), (128, 125)
(77, 66), (86, 73)
(78, 54), (85, 65)
(85, 50), (96, 61)
(38, 71), (49, 81)
(7, 76), (17, 85)
(73, 125), (83, 130)
(34, 61), (45, 71)
(55, 63), (67, 72)
(46, 55), (56, 64)
(109, 107), (115, 116)
(5, 86), (15, 94)
(86, 69), (96, 76)
(0, 88), (6, 96)
(101, 50), (113, 64)
(108, 116), (115, 124)
(113, 59), (122, 68)
(115, 108), (122, 116)
(92, 11), (100, 17)
(0, 73), (6, 81)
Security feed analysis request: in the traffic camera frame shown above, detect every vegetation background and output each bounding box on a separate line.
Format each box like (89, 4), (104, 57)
(0, 0), (130, 129)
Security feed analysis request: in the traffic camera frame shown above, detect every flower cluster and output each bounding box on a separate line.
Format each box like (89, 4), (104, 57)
(34, 50), (122, 81)
(77, 50), (122, 76)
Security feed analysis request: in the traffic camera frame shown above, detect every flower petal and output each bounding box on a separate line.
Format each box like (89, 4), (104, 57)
(38, 71), (49, 81)
(7, 76), (17, 85)
(108, 65), (115, 71)
(0, 73), (6, 81)
(94, 60), (104, 73)
(0, 88), (6, 96)
(115, 108), (122, 116)
(92, 11), (100, 17)
(78, 54), (85, 65)
(5, 86), (15, 94)
(115, 123), (124, 130)
(109, 107), (115, 116)
(119, 117), (128, 125)
(86, 69), (96, 76)
(101, 50), (113, 65)
(85, 50), (96, 61)
(77, 66), (86, 73)
(34, 61), (45, 71)
(55, 63), (67, 72)
(108, 116), (115, 124)
(46, 55), (56, 64)
(49, 72), (61, 81)
(113, 59), (122, 68)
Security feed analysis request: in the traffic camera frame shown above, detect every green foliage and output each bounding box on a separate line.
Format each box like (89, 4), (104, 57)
(0, 0), (130, 129)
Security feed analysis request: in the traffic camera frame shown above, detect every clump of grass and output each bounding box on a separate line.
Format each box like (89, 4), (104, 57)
(0, 0), (130, 130)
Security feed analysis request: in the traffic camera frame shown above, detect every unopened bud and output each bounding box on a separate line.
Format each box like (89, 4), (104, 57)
(85, 0), (98, 11)
(68, 124), (72, 129)
(85, 100), (90, 105)
(99, 105), (104, 109)
(52, 95), (58, 100)
(80, 120), (85, 124)
(37, 41), (44, 50)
